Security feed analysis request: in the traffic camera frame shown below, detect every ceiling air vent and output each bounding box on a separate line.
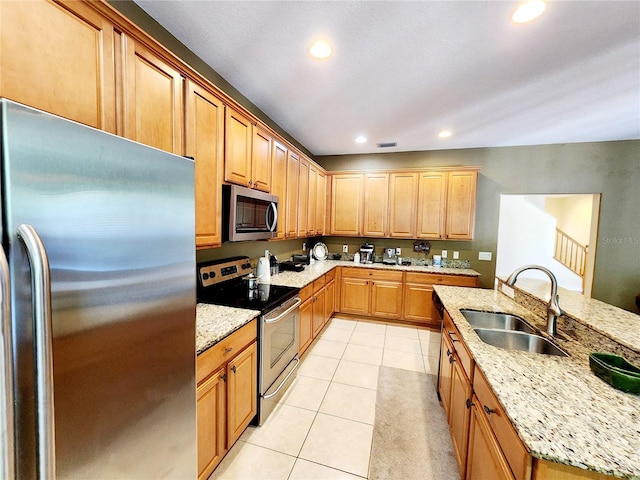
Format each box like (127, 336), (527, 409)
(376, 142), (397, 148)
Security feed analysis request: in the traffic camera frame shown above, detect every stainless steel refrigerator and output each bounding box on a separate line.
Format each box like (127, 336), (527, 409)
(0, 100), (196, 479)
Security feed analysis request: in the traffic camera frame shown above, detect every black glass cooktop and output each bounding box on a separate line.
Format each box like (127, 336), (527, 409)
(197, 280), (299, 314)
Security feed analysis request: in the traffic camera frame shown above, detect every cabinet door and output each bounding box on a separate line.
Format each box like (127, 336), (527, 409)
(370, 281), (403, 319)
(308, 163), (318, 236)
(316, 171), (327, 235)
(271, 141), (288, 240)
(186, 80), (224, 249)
(224, 107), (253, 187)
(299, 297), (314, 356)
(363, 173), (389, 237)
(438, 333), (455, 418)
(389, 172), (418, 238)
(403, 282), (436, 325)
(312, 289), (326, 337)
(197, 367), (226, 480)
(0, 0), (116, 132)
(466, 396), (514, 480)
(227, 343), (257, 447)
(417, 172), (447, 239)
(446, 171), (477, 240)
(325, 280), (335, 323)
(339, 277), (369, 315)
(122, 35), (183, 154)
(251, 126), (272, 192)
(330, 174), (364, 236)
(285, 151), (300, 238)
(298, 158), (310, 237)
(450, 359), (473, 478)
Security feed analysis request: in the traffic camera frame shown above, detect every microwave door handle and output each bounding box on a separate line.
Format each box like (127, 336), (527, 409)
(0, 248), (15, 480)
(17, 225), (56, 480)
(266, 202), (278, 232)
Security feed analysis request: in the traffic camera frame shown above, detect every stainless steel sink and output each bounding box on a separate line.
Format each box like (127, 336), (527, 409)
(460, 309), (536, 334)
(473, 328), (568, 357)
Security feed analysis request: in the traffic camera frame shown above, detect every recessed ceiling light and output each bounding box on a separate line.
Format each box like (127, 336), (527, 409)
(438, 130), (452, 138)
(355, 136), (367, 144)
(308, 40), (332, 59)
(512, 0), (547, 23)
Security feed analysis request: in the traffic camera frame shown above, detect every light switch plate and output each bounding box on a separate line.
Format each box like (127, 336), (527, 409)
(453, 251), (459, 259)
(441, 250), (448, 259)
(478, 251), (492, 261)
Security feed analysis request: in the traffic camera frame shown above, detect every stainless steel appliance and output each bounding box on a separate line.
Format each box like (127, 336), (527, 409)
(222, 184), (278, 242)
(383, 248), (398, 264)
(359, 243), (375, 264)
(0, 100), (196, 479)
(196, 257), (300, 425)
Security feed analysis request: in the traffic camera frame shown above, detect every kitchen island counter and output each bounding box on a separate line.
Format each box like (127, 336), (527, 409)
(434, 285), (640, 480)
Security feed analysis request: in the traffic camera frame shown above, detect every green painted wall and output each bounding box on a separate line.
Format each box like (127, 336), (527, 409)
(316, 141), (640, 312)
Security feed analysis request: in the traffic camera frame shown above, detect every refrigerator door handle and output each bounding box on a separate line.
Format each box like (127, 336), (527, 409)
(17, 224), (55, 480)
(0, 248), (15, 480)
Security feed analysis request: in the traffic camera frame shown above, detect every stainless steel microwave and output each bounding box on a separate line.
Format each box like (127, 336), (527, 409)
(223, 184), (278, 242)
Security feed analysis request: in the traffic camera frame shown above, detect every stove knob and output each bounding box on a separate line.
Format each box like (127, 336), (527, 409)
(242, 262), (251, 270)
(202, 273), (209, 280)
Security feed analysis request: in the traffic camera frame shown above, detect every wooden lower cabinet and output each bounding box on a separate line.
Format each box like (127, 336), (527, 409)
(450, 355), (473, 477)
(339, 268), (403, 319)
(298, 271), (337, 356)
(299, 292), (314, 356)
(466, 394), (515, 480)
(196, 320), (257, 479)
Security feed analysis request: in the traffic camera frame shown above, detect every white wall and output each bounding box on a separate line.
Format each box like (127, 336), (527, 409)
(496, 195), (583, 292)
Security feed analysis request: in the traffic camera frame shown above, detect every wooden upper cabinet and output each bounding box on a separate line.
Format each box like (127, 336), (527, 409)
(446, 171), (477, 240)
(330, 174), (364, 236)
(271, 141), (288, 240)
(307, 162), (318, 236)
(363, 173), (390, 237)
(417, 172), (447, 239)
(251, 126), (272, 192)
(316, 170), (327, 235)
(389, 172), (418, 238)
(224, 106), (253, 187)
(285, 151), (300, 238)
(185, 80), (225, 249)
(298, 158), (310, 237)
(1, 0), (116, 132)
(121, 34), (184, 154)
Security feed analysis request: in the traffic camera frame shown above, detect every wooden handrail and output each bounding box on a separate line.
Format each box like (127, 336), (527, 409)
(554, 228), (587, 277)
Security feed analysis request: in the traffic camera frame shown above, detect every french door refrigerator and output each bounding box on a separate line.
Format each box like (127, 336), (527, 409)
(0, 100), (196, 479)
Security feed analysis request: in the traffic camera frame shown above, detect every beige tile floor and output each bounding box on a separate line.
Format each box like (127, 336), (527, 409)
(210, 316), (444, 480)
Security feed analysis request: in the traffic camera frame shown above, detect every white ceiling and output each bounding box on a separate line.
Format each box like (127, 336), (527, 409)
(134, 0), (640, 156)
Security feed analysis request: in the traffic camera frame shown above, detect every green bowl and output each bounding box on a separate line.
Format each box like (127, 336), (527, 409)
(589, 353), (640, 394)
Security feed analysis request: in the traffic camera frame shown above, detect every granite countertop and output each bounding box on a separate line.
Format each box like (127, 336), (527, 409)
(196, 304), (260, 355)
(434, 285), (640, 480)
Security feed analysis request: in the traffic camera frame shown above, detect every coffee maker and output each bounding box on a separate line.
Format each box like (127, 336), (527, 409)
(359, 243), (375, 264)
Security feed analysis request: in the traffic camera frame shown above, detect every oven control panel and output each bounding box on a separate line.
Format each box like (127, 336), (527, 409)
(198, 256), (252, 288)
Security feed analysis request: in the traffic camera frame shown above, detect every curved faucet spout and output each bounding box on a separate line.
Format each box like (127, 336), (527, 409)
(505, 264), (562, 336)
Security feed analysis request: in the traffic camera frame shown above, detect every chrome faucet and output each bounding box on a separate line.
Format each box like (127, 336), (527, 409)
(505, 265), (563, 337)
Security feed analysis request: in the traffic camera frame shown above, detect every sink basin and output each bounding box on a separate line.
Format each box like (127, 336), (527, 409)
(474, 328), (568, 357)
(460, 309), (536, 334)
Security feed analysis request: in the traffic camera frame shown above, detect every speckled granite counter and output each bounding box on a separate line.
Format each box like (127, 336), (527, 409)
(267, 259), (480, 289)
(196, 304), (259, 355)
(434, 285), (640, 480)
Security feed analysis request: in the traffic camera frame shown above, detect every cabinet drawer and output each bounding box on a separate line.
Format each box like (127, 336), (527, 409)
(418, 273), (478, 286)
(473, 366), (530, 480)
(341, 267), (403, 282)
(299, 284), (313, 302)
(325, 269), (336, 283)
(197, 320), (257, 385)
(313, 275), (326, 292)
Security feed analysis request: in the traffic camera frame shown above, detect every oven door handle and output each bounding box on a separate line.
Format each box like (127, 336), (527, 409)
(264, 297), (301, 324)
(263, 355), (300, 399)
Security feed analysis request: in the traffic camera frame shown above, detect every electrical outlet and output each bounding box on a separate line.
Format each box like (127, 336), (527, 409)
(441, 250), (448, 259)
(302, 242), (306, 251)
(478, 251), (492, 261)
(396, 247), (401, 255)
(343, 244), (349, 253)
(453, 251), (459, 259)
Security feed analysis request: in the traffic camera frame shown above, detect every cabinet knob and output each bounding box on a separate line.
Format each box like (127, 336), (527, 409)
(231, 365), (237, 374)
(446, 348), (452, 357)
(225, 347), (233, 354)
(483, 405), (495, 415)
(448, 355), (455, 364)
(466, 398), (474, 409)
(221, 373), (227, 382)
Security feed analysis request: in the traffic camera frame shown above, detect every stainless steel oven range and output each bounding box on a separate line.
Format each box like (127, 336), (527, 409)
(196, 256), (300, 425)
